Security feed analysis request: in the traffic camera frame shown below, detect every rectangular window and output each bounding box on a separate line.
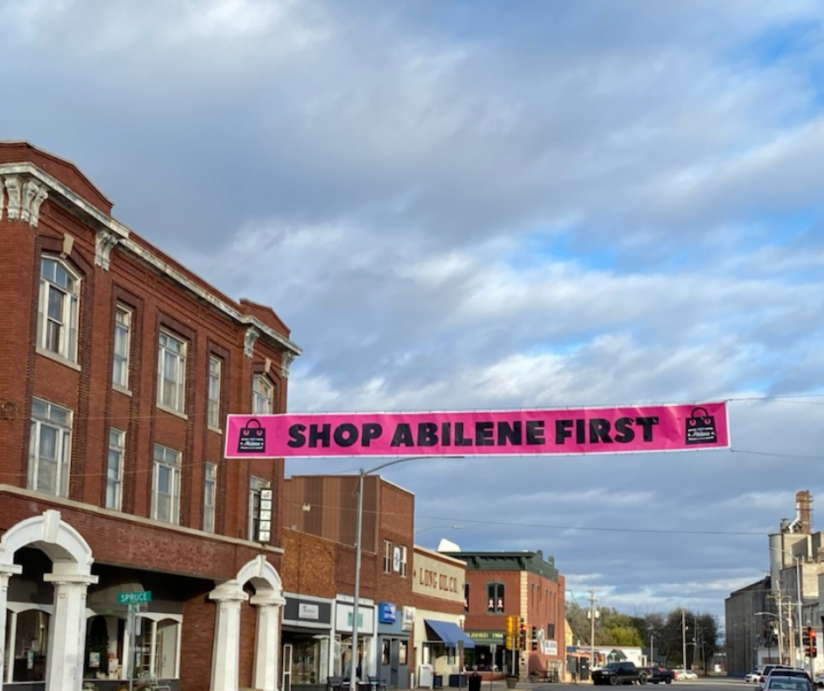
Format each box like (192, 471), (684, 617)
(203, 462), (217, 533)
(399, 545), (408, 577)
(486, 583), (505, 613)
(249, 476), (270, 540)
(152, 444), (181, 524)
(207, 356), (222, 430)
(29, 398), (72, 497)
(112, 306), (132, 389)
(464, 583), (470, 612)
(106, 428), (125, 510)
(157, 331), (187, 412)
(547, 623), (555, 639)
(383, 540), (392, 573)
(252, 374), (274, 415)
(398, 640), (408, 666)
(37, 257), (80, 362)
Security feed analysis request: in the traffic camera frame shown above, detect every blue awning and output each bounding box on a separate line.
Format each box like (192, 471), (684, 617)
(424, 620), (475, 649)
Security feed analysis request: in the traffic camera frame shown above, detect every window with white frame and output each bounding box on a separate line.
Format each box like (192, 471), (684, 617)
(399, 545), (408, 577)
(252, 374), (274, 415)
(106, 428), (125, 510)
(248, 475), (270, 540)
(152, 444), (181, 524)
(207, 356), (222, 430)
(112, 306), (132, 389)
(383, 540), (392, 573)
(203, 462), (217, 533)
(157, 331), (187, 412)
(37, 257), (80, 362)
(29, 398), (72, 497)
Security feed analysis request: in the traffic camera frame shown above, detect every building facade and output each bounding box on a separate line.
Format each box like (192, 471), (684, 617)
(410, 547), (471, 689)
(283, 476), (417, 690)
(0, 142), (300, 691)
(726, 491), (824, 676)
(445, 550), (566, 681)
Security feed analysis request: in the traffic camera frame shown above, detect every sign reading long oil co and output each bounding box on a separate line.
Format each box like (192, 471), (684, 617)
(225, 402), (729, 458)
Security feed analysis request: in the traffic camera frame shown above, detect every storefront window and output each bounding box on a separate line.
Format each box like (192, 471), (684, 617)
(338, 634), (371, 680)
(399, 640), (408, 665)
(290, 637), (329, 684)
(134, 616), (181, 679)
(382, 640), (390, 665)
(84, 614), (126, 680)
(7, 609), (49, 682)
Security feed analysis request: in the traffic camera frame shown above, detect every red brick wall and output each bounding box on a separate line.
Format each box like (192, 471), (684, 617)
(0, 143), (296, 690)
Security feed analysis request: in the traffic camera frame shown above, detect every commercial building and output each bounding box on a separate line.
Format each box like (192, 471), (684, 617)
(725, 491), (824, 676)
(0, 142), (300, 691)
(443, 550), (566, 681)
(283, 475), (417, 690)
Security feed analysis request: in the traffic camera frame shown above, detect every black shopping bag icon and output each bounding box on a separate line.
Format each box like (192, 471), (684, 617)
(685, 407), (717, 445)
(237, 418), (266, 453)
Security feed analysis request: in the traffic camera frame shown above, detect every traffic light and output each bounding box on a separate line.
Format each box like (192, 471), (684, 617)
(505, 616), (515, 650)
(804, 627), (813, 657)
(519, 617), (527, 651)
(811, 629), (818, 658)
(531, 626), (539, 651)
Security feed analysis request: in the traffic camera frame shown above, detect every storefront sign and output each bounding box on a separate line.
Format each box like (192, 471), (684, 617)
(336, 603), (375, 634)
(402, 606), (415, 631)
(412, 552), (464, 603)
(379, 602), (397, 624)
(225, 402), (729, 458)
(299, 603), (320, 620)
(467, 631), (504, 644)
(543, 640), (558, 655)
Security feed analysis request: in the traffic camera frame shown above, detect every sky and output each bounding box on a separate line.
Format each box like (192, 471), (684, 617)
(2, 0), (824, 625)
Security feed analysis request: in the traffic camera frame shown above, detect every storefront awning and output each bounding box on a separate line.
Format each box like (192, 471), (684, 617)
(424, 620), (475, 649)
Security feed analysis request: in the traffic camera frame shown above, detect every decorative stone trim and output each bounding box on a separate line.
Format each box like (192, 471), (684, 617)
(0, 161), (301, 359)
(244, 327), (260, 358)
(0, 175), (48, 227)
(281, 351), (294, 379)
(95, 230), (120, 270)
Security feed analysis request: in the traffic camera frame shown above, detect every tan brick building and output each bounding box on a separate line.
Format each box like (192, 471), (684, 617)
(0, 142), (300, 691)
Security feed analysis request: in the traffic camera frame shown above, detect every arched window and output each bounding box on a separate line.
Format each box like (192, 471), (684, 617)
(486, 582), (505, 613)
(37, 256), (80, 362)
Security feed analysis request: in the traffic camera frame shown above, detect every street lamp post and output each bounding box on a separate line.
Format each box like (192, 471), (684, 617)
(349, 456), (463, 691)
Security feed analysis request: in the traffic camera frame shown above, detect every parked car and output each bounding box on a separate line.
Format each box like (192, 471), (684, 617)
(812, 675), (824, 689)
(763, 674), (813, 691)
(649, 666), (675, 684)
(679, 670), (698, 681)
(746, 669), (765, 683)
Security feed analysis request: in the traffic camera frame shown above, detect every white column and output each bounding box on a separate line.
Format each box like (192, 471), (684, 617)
(0, 566), (22, 691)
(43, 572), (98, 691)
(209, 582), (248, 691)
(250, 594), (285, 691)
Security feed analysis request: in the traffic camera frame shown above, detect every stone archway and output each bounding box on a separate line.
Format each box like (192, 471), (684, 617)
(209, 555), (285, 691)
(0, 509), (99, 691)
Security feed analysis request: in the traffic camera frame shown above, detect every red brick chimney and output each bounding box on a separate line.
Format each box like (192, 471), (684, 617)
(796, 490), (813, 533)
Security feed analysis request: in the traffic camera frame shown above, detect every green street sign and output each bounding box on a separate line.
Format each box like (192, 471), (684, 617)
(117, 591), (152, 605)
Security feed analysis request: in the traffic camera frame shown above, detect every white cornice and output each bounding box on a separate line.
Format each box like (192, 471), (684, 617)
(0, 162), (302, 358)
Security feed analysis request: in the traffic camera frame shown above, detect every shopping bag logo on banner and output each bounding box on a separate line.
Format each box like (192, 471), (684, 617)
(237, 418), (267, 453)
(685, 407), (717, 445)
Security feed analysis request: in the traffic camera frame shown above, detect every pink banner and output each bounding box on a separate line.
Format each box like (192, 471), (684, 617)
(224, 402), (729, 458)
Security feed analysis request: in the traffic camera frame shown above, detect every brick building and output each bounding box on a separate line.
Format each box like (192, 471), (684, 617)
(282, 475), (416, 690)
(0, 142), (300, 691)
(283, 476), (471, 691)
(445, 550), (566, 681)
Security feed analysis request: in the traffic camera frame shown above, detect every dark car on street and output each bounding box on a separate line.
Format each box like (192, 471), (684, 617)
(649, 666), (675, 684)
(592, 662), (648, 685)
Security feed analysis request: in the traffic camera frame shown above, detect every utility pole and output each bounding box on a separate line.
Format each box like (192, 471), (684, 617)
(682, 610), (687, 671)
(589, 590), (597, 670)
